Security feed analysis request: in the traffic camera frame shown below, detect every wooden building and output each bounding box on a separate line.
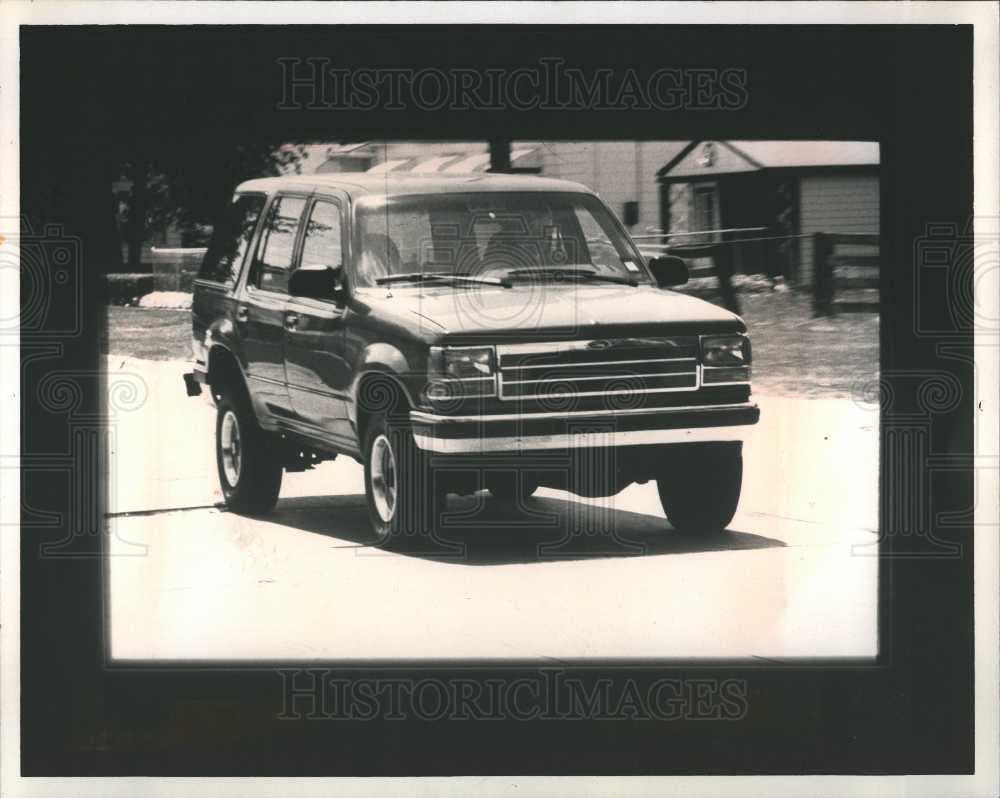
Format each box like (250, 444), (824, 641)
(656, 141), (880, 284)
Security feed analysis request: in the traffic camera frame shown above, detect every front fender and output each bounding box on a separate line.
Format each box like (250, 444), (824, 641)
(349, 343), (423, 425)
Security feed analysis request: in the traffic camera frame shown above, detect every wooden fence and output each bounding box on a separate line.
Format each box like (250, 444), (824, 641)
(811, 233), (880, 316)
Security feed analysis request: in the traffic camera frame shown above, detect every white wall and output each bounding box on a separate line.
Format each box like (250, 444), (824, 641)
(534, 141), (687, 233)
(798, 173), (880, 284)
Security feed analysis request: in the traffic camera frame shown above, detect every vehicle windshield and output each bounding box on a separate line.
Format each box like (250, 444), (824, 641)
(353, 191), (650, 287)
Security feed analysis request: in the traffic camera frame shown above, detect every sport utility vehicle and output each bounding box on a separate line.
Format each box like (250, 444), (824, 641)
(184, 173), (759, 544)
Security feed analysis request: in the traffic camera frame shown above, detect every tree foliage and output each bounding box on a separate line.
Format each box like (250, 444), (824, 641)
(119, 140), (306, 257)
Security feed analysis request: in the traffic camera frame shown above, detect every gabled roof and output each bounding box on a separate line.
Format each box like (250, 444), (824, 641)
(659, 140), (880, 179)
(730, 141), (880, 168)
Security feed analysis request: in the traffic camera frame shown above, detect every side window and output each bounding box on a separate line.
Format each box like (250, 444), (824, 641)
(198, 193), (265, 285)
(299, 200), (344, 270)
(250, 195), (308, 293)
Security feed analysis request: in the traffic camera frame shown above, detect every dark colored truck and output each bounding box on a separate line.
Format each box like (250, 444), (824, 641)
(184, 173), (759, 544)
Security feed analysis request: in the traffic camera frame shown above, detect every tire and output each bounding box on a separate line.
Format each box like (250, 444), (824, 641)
(215, 394), (283, 514)
(487, 472), (539, 504)
(656, 443), (742, 535)
(363, 411), (440, 546)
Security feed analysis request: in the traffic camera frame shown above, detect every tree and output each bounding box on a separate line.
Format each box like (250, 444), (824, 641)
(125, 158), (149, 269)
(115, 140), (305, 270)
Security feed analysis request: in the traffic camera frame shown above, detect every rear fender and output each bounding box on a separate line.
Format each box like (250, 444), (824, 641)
(205, 342), (273, 428)
(199, 316), (240, 371)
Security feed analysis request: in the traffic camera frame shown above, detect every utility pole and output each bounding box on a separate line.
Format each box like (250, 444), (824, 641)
(126, 157), (149, 270)
(488, 139), (511, 173)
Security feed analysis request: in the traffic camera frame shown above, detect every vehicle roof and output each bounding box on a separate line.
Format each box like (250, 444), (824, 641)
(235, 172), (594, 200)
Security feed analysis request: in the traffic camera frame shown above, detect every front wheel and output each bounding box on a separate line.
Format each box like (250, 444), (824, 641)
(656, 443), (743, 535)
(363, 412), (440, 547)
(215, 395), (283, 514)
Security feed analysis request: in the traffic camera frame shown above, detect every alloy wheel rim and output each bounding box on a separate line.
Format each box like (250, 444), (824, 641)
(220, 410), (242, 486)
(370, 433), (398, 524)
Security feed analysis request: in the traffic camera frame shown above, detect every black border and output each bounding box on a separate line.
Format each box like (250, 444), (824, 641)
(20, 24), (973, 775)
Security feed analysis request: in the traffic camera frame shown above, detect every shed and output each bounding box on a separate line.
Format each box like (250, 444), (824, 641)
(657, 141), (880, 284)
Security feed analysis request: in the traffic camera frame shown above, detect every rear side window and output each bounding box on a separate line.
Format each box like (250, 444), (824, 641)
(198, 193), (265, 285)
(250, 195), (308, 293)
(300, 199), (344, 270)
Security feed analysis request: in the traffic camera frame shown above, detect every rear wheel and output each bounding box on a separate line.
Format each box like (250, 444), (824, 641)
(363, 411), (440, 547)
(656, 443), (742, 535)
(215, 394), (283, 514)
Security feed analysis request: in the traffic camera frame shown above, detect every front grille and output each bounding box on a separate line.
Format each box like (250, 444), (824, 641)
(496, 337), (700, 401)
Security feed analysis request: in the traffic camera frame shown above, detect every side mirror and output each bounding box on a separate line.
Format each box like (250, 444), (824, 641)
(646, 255), (689, 288)
(289, 262), (344, 301)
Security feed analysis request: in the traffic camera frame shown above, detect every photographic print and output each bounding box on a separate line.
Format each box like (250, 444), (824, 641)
(106, 137), (881, 662)
(2, 3), (997, 796)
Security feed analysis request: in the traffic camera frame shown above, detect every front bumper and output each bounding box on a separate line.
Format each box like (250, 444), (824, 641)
(410, 402), (759, 454)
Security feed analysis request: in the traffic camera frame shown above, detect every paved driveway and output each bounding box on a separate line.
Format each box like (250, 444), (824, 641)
(105, 357), (879, 661)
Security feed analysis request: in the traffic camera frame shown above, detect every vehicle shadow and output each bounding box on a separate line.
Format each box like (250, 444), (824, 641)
(266, 492), (785, 566)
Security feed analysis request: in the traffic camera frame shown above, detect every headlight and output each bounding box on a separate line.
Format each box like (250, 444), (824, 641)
(427, 345), (497, 400)
(701, 334), (751, 384)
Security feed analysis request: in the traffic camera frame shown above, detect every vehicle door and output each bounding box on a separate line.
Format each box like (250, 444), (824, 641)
(283, 193), (353, 442)
(192, 191), (267, 370)
(238, 192), (309, 419)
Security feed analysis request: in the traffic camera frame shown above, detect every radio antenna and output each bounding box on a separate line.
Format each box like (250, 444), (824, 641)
(382, 140), (392, 298)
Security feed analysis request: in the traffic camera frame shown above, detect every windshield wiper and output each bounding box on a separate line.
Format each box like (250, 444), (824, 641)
(376, 272), (511, 288)
(504, 267), (638, 287)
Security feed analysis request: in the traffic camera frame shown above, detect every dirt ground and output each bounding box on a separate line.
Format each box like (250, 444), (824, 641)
(103, 290), (878, 400)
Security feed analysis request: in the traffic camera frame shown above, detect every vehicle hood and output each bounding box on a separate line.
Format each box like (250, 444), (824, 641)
(353, 283), (745, 344)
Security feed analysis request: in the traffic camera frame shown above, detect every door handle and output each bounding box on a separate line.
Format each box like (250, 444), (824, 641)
(285, 312), (299, 329)
(235, 305), (249, 323)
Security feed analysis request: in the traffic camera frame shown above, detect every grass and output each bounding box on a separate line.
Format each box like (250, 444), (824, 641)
(104, 291), (878, 399)
(737, 291), (879, 399)
(103, 307), (192, 362)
